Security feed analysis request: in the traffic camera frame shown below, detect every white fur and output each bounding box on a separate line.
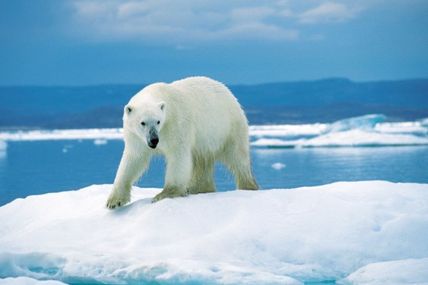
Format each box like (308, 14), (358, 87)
(106, 76), (258, 208)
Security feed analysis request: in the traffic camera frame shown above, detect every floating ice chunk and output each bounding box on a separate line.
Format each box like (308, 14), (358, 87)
(420, 118), (428, 127)
(250, 115), (428, 148)
(375, 121), (428, 135)
(0, 128), (123, 141)
(251, 130), (428, 147)
(93, 139), (108, 145)
(0, 277), (66, 284)
(271, 162), (286, 170)
(61, 144), (73, 153)
(249, 124), (327, 137)
(301, 129), (428, 147)
(324, 114), (387, 133)
(342, 258), (428, 285)
(0, 181), (427, 284)
(252, 138), (297, 147)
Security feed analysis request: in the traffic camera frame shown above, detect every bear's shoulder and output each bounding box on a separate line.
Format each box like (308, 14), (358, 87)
(171, 76), (222, 87)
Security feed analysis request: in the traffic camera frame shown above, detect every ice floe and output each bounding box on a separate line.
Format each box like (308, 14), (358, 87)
(0, 128), (123, 141)
(1, 114), (427, 148)
(0, 115), (427, 149)
(251, 115), (428, 147)
(93, 139), (108, 145)
(271, 162), (286, 170)
(0, 277), (66, 285)
(0, 181), (427, 284)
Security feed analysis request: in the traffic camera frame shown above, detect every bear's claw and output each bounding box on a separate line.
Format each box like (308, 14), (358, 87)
(152, 186), (188, 203)
(106, 194), (129, 209)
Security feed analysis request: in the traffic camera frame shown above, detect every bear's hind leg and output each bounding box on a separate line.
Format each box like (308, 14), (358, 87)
(231, 159), (258, 190)
(222, 138), (258, 191)
(188, 154), (216, 194)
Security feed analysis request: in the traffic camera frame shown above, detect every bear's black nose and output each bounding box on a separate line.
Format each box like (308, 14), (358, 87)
(148, 137), (159, 149)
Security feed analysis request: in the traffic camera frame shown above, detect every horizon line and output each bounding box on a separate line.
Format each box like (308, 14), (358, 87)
(0, 76), (427, 88)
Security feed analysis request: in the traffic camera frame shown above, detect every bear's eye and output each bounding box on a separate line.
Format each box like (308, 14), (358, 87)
(141, 122), (146, 126)
(126, 106), (132, 113)
(157, 121), (160, 125)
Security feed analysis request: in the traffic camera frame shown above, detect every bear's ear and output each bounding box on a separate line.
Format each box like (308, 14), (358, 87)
(159, 101), (166, 111)
(125, 105), (132, 114)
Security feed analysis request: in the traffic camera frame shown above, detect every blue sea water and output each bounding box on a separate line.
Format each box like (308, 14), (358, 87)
(1, 139), (427, 206)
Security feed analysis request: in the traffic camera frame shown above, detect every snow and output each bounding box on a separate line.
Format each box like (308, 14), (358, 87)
(1, 181), (427, 284)
(271, 162), (286, 170)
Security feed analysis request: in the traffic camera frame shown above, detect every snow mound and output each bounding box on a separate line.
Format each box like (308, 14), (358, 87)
(1, 181), (428, 284)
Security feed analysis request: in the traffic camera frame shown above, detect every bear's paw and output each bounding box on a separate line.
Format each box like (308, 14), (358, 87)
(152, 186), (188, 203)
(106, 192), (130, 209)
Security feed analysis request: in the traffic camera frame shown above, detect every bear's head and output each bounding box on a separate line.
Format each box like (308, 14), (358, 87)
(123, 100), (166, 149)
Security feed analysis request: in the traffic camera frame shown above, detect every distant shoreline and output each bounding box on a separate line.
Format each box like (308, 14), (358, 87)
(1, 78), (427, 128)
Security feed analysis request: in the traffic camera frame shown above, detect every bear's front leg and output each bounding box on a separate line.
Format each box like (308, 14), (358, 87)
(107, 149), (151, 209)
(106, 183), (131, 209)
(152, 148), (192, 202)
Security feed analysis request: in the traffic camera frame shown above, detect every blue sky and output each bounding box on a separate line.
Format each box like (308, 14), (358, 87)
(1, 0), (427, 85)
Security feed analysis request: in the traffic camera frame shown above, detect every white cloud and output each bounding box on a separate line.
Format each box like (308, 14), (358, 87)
(216, 22), (299, 41)
(298, 2), (361, 24)
(70, 0), (364, 43)
(230, 6), (276, 22)
(117, 2), (149, 18)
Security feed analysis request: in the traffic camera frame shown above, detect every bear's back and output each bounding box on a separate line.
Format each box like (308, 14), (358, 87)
(170, 77), (247, 152)
(171, 76), (243, 117)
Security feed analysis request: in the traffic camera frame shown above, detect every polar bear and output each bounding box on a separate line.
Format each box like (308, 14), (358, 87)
(106, 76), (258, 208)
